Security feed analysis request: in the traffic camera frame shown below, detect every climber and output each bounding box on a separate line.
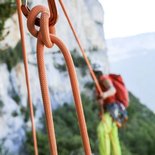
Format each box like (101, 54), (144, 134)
(92, 63), (128, 155)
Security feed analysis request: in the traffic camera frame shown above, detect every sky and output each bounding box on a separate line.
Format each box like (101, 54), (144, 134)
(98, 0), (155, 111)
(99, 0), (155, 39)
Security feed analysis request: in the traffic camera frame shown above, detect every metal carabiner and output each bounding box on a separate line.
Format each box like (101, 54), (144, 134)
(21, 0), (58, 27)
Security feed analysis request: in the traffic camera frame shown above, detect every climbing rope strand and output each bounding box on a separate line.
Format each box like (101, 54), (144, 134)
(47, 34), (92, 155)
(47, 0), (58, 25)
(37, 38), (58, 155)
(16, 0), (38, 155)
(21, 0), (58, 26)
(27, 6), (58, 154)
(26, 4), (92, 154)
(59, 0), (104, 116)
(17, 1), (92, 154)
(59, 0), (102, 94)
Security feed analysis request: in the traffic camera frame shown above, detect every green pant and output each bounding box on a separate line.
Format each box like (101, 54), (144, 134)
(97, 113), (121, 155)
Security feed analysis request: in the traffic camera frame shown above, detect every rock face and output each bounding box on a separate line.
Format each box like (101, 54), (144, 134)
(0, 14), (20, 50)
(0, 0), (108, 154)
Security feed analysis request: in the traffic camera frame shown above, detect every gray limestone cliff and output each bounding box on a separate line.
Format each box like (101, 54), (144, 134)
(0, 0), (108, 154)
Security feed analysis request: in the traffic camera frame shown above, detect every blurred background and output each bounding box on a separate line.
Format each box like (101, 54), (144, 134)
(0, 0), (155, 155)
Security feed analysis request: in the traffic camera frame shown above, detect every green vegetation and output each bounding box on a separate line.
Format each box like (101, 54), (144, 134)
(119, 92), (155, 155)
(71, 49), (90, 76)
(11, 93), (21, 105)
(54, 63), (67, 72)
(11, 110), (18, 117)
(89, 46), (99, 52)
(0, 100), (4, 116)
(72, 54), (87, 76)
(84, 81), (94, 89)
(0, 140), (10, 155)
(53, 48), (90, 76)
(0, 100), (4, 108)
(23, 94), (99, 154)
(0, 0), (16, 39)
(23, 92), (155, 155)
(24, 131), (50, 155)
(0, 41), (23, 71)
(19, 103), (37, 123)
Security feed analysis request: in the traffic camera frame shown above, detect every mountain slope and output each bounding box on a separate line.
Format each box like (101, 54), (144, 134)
(0, 0), (107, 154)
(24, 92), (155, 155)
(106, 32), (155, 111)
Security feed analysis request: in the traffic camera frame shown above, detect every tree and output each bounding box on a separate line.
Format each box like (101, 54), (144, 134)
(23, 93), (155, 155)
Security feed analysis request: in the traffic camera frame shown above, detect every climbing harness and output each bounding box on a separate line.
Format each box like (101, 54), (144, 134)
(105, 103), (128, 128)
(16, 0), (38, 154)
(16, 0), (92, 154)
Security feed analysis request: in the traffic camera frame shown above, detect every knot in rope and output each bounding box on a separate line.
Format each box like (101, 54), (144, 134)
(27, 5), (55, 48)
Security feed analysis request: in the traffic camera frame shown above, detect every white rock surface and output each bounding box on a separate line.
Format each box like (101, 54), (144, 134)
(0, 14), (20, 50)
(0, 0), (107, 154)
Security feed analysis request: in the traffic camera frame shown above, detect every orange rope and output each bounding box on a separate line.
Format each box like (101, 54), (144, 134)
(59, 0), (104, 115)
(21, 3), (92, 155)
(27, 6), (58, 154)
(58, 0), (102, 95)
(21, 0), (58, 27)
(47, 0), (58, 25)
(16, 0), (38, 155)
(45, 35), (92, 155)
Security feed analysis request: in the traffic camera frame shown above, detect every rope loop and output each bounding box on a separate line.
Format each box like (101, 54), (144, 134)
(21, 0), (58, 26)
(27, 5), (55, 48)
